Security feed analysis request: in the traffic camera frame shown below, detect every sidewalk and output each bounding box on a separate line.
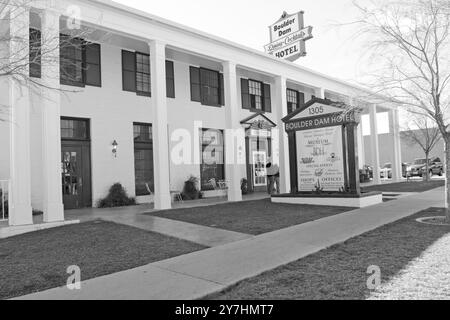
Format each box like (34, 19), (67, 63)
(64, 195), (265, 247)
(17, 187), (445, 300)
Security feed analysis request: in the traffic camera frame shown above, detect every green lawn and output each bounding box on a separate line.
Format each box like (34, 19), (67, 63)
(208, 208), (450, 300)
(363, 180), (445, 193)
(0, 221), (206, 300)
(149, 199), (354, 235)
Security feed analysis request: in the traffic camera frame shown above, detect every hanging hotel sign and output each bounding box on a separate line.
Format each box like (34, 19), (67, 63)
(265, 11), (313, 62)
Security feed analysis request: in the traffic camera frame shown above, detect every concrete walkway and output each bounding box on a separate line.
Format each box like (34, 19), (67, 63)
(63, 195), (266, 247)
(17, 187), (445, 300)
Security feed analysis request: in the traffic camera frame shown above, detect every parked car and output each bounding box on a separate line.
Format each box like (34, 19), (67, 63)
(360, 165), (373, 183)
(407, 157), (444, 177)
(380, 163), (392, 179)
(402, 163), (410, 178)
(379, 163), (409, 179)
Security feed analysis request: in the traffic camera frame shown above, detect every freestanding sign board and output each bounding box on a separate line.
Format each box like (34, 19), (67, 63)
(296, 126), (346, 192)
(282, 98), (361, 195)
(265, 11), (313, 62)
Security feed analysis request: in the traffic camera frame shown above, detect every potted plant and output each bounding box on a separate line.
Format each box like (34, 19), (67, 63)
(241, 178), (249, 195)
(182, 176), (201, 200)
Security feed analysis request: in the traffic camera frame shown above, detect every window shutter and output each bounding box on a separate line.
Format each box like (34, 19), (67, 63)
(122, 50), (136, 92)
(241, 78), (250, 109)
(219, 73), (225, 106)
(298, 91), (305, 108)
(263, 83), (271, 113)
(29, 28), (41, 78)
(166, 60), (175, 98)
(85, 43), (101, 87)
(190, 66), (201, 102)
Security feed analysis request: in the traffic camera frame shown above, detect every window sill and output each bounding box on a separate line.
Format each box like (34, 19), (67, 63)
(60, 81), (85, 88)
(137, 91), (152, 97)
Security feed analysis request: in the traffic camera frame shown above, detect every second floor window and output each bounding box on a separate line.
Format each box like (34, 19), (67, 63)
(241, 79), (272, 112)
(122, 50), (175, 98)
(60, 35), (102, 87)
(287, 89), (305, 114)
(29, 28), (41, 78)
(136, 52), (151, 96)
(190, 67), (224, 107)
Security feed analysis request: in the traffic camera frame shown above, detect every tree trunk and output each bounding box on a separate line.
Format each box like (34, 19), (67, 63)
(424, 153), (430, 182)
(445, 139), (450, 222)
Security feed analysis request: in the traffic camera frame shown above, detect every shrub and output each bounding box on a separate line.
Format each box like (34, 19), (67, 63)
(182, 176), (201, 200)
(97, 183), (136, 208)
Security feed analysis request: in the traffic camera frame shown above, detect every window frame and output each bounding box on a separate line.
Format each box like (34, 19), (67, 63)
(59, 34), (85, 87)
(135, 52), (151, 97)
(248, 79), (263, 111)
(189, 66), (224, 107)
(59, 34), (102, 88)
(166, 60), (175, 98)
(122, 49), (137, 93)
(242, 78), (272, 113)
(60, 117), (91, 142)
(84, 42), (102, 87)
(199, 128), (225, 191)
(133, 123), (154, 196)
(286, 88), (305, 114)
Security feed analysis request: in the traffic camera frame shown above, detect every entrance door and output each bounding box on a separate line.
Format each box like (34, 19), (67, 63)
(61, 144), (91, 209)
(253, 151), (267, 187)
(246, 136), (272, 193)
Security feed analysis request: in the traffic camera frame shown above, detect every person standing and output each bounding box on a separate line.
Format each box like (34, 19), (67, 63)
(266, 159), (280, 195)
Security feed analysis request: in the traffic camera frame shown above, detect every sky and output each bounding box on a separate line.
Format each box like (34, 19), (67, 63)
(113, 0), (389, 134)
(113, 0), (367, 84)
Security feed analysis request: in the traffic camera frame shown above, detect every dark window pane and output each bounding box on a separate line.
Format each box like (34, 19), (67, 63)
(200, 68), (220, 107)
(122, 50), (136, 72)
(85, 43), (101, 86)
(248, 80), (263, 110)
(136, 52), (151, 96)
(263, 83), (271, 113)
(29, 28), (41, 78)
(60, 34), (84, 86)
(134, 124), (153, 142)
(200, 129), (224, 191)
(60, 118), (89, 140)
(166, 60), (175, 98)
(134, 123), (154, 196)
(85, 65), (100, 86)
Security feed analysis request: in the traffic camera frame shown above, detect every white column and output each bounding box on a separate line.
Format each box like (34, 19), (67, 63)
(390, 109), (403, 181)
(357, 122), (366, 169)
(41, 9), (64, 222)
(223, 61), (243, 202)
(275, 76), (290, 194)
(315, 87), (325, 99)
(351, 98), (365, 169)
(370, 105), (381, 184)
(150, 40), (171, 210)
(8, 4), (33, 226)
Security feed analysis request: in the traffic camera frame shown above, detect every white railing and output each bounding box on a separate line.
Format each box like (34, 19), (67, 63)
(0, 180), (10, 222)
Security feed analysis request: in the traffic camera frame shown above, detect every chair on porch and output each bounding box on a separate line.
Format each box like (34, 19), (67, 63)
(208, 178), (229, 199)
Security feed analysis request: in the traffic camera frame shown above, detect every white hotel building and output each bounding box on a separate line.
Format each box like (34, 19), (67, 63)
(0, 0), (402, 229)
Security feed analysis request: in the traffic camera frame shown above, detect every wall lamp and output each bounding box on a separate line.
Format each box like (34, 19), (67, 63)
(112, 140), (118, 158)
